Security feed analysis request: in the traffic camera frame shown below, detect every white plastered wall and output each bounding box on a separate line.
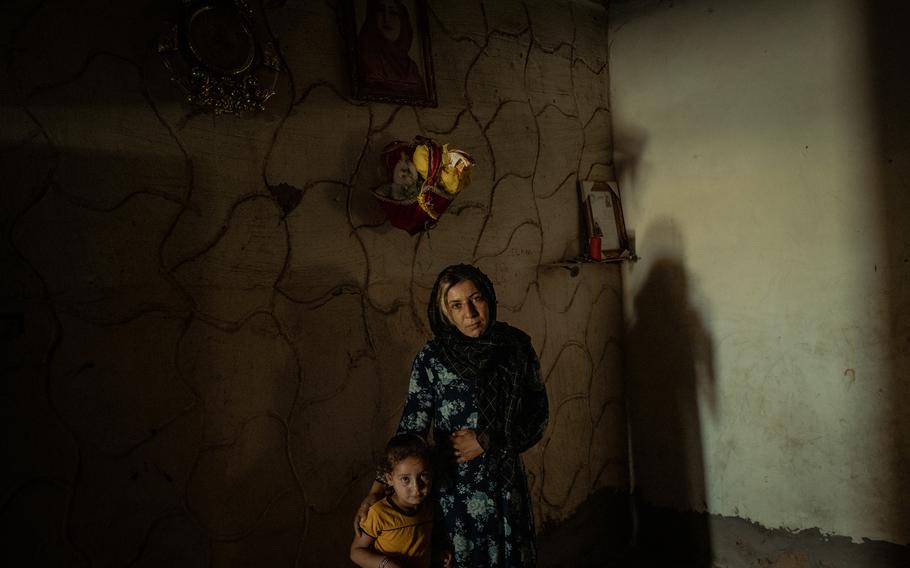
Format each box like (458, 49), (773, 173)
(609, 0), (907, 544)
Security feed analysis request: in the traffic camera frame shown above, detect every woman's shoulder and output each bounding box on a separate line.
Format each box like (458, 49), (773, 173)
(412, 340), (445, 367)
(494, 321), (532, 345)
(416, 340), (441, 357)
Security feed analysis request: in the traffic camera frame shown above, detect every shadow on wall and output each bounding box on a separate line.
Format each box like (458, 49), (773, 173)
(624, 219), (716, 566)
(612, 125), (648, 201)
(867, 1), (910, 546)
(0, 140), (414, 565)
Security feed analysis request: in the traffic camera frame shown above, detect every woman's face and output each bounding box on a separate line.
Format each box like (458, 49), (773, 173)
(375, 0), (402, 42)
(445, 280), (490, 338)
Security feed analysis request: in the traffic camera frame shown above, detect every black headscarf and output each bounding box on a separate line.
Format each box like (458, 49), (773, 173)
(427, 264), (533, 483)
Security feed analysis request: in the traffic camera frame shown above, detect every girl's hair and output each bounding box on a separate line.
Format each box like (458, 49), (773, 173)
(381, 432), (430, 474)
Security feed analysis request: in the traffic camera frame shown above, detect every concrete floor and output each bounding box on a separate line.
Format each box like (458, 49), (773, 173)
(536, 491), (910, 568)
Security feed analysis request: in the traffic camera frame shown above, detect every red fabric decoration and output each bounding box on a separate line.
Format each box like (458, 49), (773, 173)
(372, 136), (469, 235)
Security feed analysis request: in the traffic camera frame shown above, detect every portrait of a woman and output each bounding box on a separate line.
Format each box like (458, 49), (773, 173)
(356, 0), (428, 100)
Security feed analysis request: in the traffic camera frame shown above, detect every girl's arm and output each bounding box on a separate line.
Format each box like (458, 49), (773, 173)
(350, 532), (402, 568)
(351, 533), (404, 568)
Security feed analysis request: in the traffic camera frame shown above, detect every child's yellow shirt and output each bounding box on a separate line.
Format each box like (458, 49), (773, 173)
(360, 496), (433, 568)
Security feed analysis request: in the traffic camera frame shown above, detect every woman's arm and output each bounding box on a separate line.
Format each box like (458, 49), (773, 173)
(395, 346), (435, 437)
(475, 340), (548, 455)
(353, 480), (387, 535)
(511, 342), (549, 453)
(453, 342), (548, 460)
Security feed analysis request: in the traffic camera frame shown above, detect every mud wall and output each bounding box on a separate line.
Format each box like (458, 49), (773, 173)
(1, 0), (624, 565)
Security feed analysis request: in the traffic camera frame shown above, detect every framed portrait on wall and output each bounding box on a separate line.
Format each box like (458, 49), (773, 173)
(345, 0), (438, 107)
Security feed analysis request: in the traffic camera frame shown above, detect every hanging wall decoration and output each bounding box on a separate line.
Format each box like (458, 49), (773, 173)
(158, 0), (282, 114)
(373, 136), (475, 234)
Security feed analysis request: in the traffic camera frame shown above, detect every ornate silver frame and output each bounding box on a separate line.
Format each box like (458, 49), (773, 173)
(158, 0), (282, 115)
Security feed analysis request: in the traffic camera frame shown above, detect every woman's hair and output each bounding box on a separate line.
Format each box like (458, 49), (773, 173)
(381, 432), (429, 474)
(428, 264), (498, 337)
(435, 269), (474, 325)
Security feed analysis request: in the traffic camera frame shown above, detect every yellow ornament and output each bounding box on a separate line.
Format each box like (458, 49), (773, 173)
(411, 144), (430, 180)
(409, 140), (474, 195)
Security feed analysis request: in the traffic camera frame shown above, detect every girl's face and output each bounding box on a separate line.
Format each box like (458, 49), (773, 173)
(385, 456), (431, 511)
(375, 0), (402, 42)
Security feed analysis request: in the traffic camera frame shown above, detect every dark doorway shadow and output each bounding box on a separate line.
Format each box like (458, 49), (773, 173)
(624, 220), (716, 567)
(867, 0), (910, 550)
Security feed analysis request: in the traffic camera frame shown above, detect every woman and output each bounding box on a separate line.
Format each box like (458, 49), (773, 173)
(355, 264), (549, 567)
(357, 0), (426, 98)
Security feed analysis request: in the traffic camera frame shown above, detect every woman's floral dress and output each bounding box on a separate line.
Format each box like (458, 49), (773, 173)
(397, 342), (548, 567)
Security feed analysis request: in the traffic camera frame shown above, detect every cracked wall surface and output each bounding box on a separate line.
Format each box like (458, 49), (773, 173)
(1, 0), (624, 565)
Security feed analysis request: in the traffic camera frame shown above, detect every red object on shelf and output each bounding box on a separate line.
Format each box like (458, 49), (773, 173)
(588, 236), (602, 260)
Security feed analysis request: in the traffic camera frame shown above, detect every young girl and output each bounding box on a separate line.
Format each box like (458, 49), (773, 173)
(350, 433), (451, 568)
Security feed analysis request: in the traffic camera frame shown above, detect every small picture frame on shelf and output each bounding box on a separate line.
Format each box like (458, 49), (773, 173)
(579, 180), (631, 261)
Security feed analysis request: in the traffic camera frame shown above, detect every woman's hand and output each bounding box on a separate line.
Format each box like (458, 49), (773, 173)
(353, 481), (386, 536)
(450, 429), (484, 464)
(353, 498), (372, 536)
